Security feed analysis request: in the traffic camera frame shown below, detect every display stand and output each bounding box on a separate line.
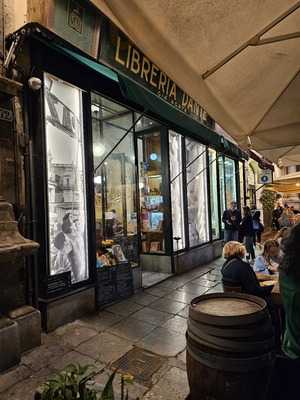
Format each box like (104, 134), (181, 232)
(96, 262), (133, 308)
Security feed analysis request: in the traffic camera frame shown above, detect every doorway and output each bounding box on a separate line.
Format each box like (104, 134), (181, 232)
(136, 120), (173, 287)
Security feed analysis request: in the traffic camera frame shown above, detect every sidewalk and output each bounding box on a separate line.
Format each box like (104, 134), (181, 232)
(0, 257), (224, 400)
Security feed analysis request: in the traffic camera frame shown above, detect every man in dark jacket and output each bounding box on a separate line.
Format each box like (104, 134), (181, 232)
(222, 201), (241, 243)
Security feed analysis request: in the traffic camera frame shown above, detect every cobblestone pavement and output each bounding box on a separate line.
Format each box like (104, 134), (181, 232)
(0, 258), (224, 400)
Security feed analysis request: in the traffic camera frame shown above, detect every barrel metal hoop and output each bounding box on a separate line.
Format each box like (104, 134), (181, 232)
(186, 341), (275, 373)
(187, 320), (275, 353)
(188, 315), (273, 338)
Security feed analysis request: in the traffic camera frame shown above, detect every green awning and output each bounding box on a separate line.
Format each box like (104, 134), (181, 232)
(56, 44), (119, 83)
(31, 24), (247, 160)
(118, 75), (247, 159)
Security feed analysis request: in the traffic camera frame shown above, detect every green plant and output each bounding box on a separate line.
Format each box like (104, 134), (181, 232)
(259, 189), (277, 211)
(37, 364), (97, 400)
(35, 364), (137, 400)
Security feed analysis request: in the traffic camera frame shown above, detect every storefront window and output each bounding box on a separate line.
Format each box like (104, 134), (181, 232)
(134, 113), (159, 131)
(209, 149), (220, 240)
(224, 157), (237, 207)
(169, 131), (185, 251)
(137, 130), (166, 253)
(218, 156), (226, 227)
(44, 73), (89, 283)
(92, 94), (138, 267)
(186, 138), (209, 246)
(239, 161), (245, 207)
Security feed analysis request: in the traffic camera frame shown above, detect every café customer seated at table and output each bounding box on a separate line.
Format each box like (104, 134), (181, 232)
(222, 241), (282, 349)
(254, 239), (281, 275)
(221, 241), (274, 298)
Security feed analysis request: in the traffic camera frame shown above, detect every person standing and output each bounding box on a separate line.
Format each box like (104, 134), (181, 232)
(240, 206), (255, 262)
(272, 204), (283, 230)
(252, 210), (264, 247)
(222, 201), (241, 243)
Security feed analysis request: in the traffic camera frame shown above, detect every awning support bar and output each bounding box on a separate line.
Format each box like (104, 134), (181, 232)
(94, 111), (146, 173)
(202, 1), (300, 79)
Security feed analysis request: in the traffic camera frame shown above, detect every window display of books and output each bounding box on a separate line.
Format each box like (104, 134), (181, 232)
(96, 240), (128, 268)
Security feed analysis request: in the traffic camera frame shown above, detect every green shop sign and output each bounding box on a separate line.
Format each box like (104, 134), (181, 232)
(99, 21), (208, 124)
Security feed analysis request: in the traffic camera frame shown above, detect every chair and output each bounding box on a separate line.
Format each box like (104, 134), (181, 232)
(222, 283), (242, 293)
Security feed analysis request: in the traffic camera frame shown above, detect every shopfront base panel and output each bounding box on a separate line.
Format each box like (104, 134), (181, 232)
(140, 255), (172, 274)
(39, 287), (95, 333)
(174, 240), (223, 274)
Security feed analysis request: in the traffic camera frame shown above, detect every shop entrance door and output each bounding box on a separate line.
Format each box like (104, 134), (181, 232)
(136, 122), (173, 288)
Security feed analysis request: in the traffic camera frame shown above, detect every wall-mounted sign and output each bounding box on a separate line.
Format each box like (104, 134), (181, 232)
(99, 21), (208, 124)
(28, 0), (101, 58)
(258, 169), (273, 184)
(0, 107), (13, 122)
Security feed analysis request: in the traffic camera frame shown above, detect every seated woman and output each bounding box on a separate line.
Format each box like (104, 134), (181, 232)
(222, 241), (273, 298)
(254, 239), (281, 275)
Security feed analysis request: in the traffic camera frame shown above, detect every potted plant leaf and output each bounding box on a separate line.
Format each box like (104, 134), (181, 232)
(34, 363), (137, 400)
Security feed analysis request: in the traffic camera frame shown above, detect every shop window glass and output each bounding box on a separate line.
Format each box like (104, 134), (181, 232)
(239, 161), (245, 207)
(186, 139), (209, 246)
(208, 149), (220, 240)
(44, 73), (89, 284)
(218, 156), (226, 227)
(134, 113), (159, 131)
(92, 94), (138, 267)
(224, 157), (237, 207)
(169, 131), (185, 250)
(138, 131), (166, 253)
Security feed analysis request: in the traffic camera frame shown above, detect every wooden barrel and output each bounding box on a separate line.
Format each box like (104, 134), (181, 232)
(186, 293), (275, 400)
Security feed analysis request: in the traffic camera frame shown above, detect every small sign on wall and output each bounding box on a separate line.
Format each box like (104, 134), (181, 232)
(258, 169), (273, 184)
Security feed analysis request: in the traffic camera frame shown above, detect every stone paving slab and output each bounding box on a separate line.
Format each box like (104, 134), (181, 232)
(130, 307), (173, 326)
(177, 305), (190, 318)
(21, 341), (71, 372)
(137, 327), (186, 357)
(105, 300), (144, 317)
(143, 366), (189, 400)
(164, 290), (198, 304)
(76, 311), (123, 332)
(162, 315), (188, 335)
(0, 367), (56, 400)
(54, 322), (98, 347)
(148, 298), (187, 314)
(190, 277), (218, 288)
(0, 365), (31, 394)
(131, 292), (158, 306)
(146, 286), (174, 297)
(108, 317), (157, 342)
(178, 282), (213, 295)
(49, 350), (103, 372)
(76, 332), (134, 364)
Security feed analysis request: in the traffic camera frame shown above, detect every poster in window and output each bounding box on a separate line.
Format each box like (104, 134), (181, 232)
(44, 73), (89, 284)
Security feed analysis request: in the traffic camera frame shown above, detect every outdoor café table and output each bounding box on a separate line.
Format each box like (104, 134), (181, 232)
(256, 273), (282, 305)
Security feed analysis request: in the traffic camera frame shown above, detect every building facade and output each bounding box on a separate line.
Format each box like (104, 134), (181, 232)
(3, 0), (249, 331)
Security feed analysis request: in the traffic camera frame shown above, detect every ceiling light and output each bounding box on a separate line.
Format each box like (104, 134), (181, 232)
(93, 143), (105, 157)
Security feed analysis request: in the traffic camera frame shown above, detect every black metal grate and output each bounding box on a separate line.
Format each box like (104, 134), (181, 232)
(111, 347), (165, 386)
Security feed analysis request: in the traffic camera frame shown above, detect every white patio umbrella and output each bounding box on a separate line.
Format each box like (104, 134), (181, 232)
(91, 0), (300, 165)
